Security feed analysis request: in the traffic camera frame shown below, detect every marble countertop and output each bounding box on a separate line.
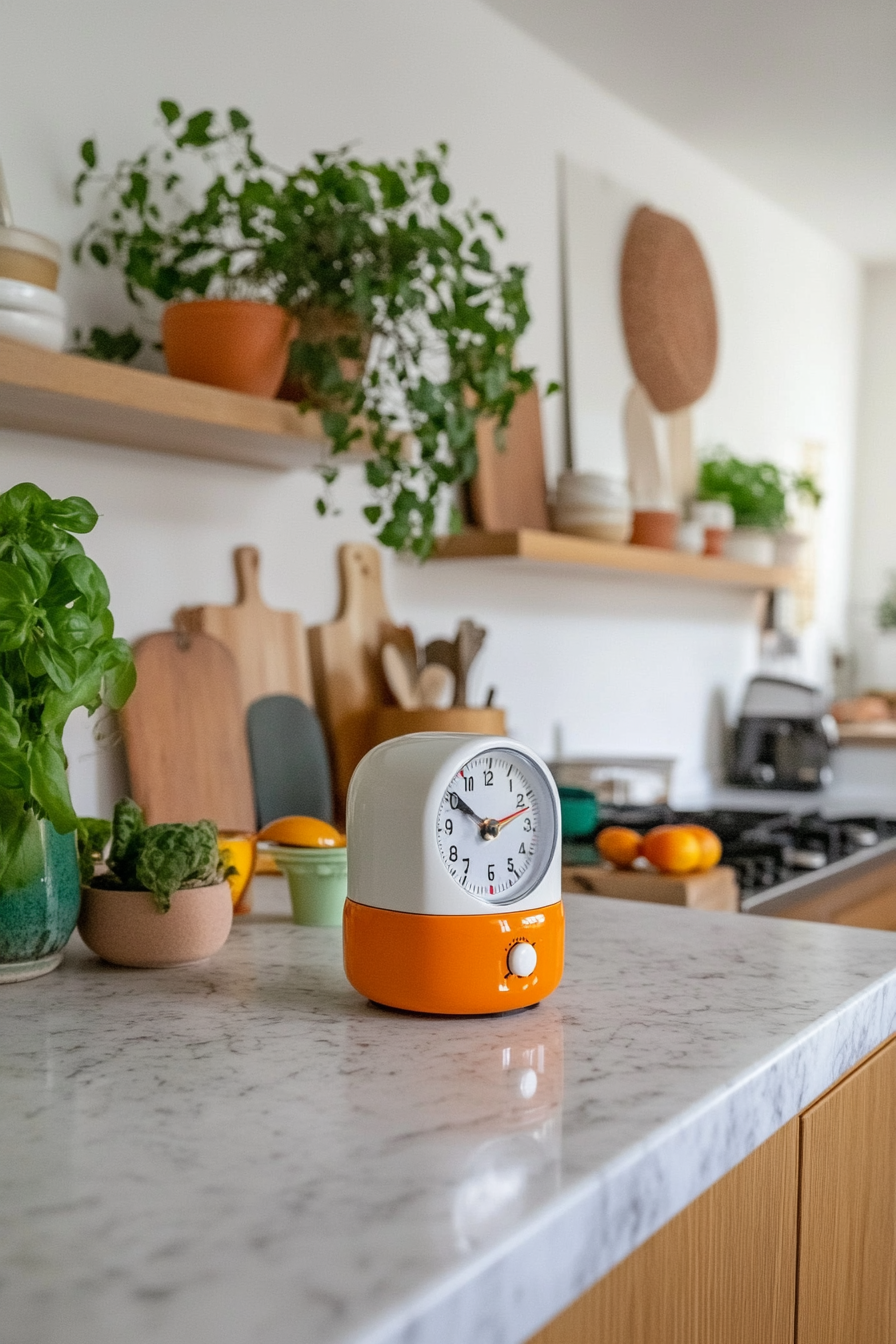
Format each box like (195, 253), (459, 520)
(4, 880), (896, 1344)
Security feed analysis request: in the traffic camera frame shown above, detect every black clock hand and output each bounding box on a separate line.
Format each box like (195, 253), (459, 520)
(449, 792), (487, 827)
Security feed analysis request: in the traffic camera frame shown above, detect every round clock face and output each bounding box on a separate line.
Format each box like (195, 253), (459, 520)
(435, 748), (558, 904)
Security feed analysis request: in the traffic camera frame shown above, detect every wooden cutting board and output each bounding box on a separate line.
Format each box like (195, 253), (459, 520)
(624, 383), (672, 508)
(175, 546), (314, 709)
(308, 543), (416, 814)
(246, 694), (333, 828)
(120, 630), (255, 831)
(562, 863), (738, 912)
(469, 386), (550, 532)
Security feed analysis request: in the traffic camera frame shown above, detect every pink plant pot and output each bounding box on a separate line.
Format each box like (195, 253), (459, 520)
(78, 882), (233, 968)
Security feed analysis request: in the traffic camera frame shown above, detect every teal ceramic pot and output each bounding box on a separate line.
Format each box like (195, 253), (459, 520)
(0, 822), (80, 983)
(558, 786), (599, 840)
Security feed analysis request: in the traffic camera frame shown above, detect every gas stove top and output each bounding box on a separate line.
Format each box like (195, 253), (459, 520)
(591, 806), (896, 909)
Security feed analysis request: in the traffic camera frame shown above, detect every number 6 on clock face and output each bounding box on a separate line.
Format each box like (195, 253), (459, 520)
(435, 747), (557, 903)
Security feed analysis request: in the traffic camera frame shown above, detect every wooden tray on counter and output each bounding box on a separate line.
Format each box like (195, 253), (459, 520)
(562, 863), (739, 912)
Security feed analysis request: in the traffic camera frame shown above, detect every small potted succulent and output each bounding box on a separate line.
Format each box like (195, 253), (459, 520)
(78, 798), (234, 967)
(697, 452), (821, 566)
(73, 102), (297, 396)
(0, 483), (135, 983)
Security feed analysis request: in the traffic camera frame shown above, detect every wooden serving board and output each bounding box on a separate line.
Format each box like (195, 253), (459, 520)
(562, 863), (739, 912)
(175, 545), (314, 709)
(308, 543), (416, 813)
(469, 386), (550, 532)
(120, 630), (255, 832)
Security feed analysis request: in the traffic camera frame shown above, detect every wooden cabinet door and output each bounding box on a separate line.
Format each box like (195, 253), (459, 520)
(796, 1036), (896, 1344)
(528, 1118), (799, 1344)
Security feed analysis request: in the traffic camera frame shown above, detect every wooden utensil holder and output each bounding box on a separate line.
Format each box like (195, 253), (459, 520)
(371, 706), (506, 746)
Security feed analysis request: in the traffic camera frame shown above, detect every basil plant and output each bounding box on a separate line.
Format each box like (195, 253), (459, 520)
(0, 483), (135, 888)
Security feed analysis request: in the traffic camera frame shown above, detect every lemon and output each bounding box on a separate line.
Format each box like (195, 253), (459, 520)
(256, 815), (346, 848)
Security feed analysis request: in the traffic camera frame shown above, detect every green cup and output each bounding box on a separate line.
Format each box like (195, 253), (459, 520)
(267, 845), (348, 926)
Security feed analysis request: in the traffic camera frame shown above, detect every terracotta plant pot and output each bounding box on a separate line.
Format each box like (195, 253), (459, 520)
(78, 882), (233, 968)
(162, 299), (299, 397)
(630, 510), (679, 549)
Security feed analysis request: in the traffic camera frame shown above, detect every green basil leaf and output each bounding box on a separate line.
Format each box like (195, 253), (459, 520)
(0, 562), (36, 604)
(29, 736), (77, 835)
(32, 638), (77, 692)
(43, 496), (99, 534)
(0, 483), (51, 527)
(101, 643), (136, 711)
(0, 804), (42, 890)
(0, 742), (29, 792)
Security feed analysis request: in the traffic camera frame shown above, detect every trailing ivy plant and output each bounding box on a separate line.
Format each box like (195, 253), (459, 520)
(73, 103), (544, 556)
(0, 483), (136, 889)
(698, 452), (822, 531)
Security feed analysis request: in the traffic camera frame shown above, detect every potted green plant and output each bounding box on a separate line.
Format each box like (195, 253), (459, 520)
(74, 104), (541, 557)
(78, 798), (233, 967)
(0, 482), (135, 982)
(697, 452), (821, 565)
(73, 101), (297, 396)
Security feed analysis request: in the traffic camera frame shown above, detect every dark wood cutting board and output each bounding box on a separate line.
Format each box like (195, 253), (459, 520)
(308, 543), (416, 815)
(469, 385), (550, 532)
(120, 630), (255, 831)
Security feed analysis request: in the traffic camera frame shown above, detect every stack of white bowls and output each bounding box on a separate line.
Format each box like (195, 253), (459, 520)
(0, 278), (67, 352)
(550, 472), (633, 543)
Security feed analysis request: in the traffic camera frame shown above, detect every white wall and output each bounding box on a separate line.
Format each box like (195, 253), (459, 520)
(0, 0), (862, 809)
(849, 264), (896, 690)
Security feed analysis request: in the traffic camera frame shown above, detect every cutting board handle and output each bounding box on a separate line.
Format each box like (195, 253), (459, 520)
(233, 546), (263, 607)
(338, 543), (389, 628)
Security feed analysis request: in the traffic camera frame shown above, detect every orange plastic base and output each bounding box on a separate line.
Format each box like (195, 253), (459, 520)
(343, 899), (565, 1016)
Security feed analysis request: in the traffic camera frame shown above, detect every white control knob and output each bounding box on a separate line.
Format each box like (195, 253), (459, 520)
(507, 941), (537, 977)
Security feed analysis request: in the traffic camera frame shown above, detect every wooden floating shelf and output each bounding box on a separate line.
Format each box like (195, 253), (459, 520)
(0, 336), (335, 471)
(434, 529), (797, 589)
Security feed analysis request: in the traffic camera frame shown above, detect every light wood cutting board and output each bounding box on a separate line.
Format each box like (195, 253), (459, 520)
(308, 543), (416, 814)
(469, 386), (550, 532)
(561, 863), (738, 912)
(175, 546), (314, 709)
(120, 630), (255, 831)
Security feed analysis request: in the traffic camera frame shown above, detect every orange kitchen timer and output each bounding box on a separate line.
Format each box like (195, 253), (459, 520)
(343, 734), (564, 1015)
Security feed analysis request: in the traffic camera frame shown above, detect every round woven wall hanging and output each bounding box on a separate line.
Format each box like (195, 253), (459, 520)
(620, 206), (718, 413)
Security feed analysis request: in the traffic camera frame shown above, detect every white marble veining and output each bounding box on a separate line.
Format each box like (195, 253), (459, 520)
(3, 881), (896, 1344)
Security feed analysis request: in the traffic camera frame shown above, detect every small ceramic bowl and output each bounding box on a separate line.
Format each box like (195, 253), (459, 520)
(0, 277), (66, 317)
(266, 844), (348, 926)
(79, 882), (233, 967)
(0, 306), (66, 351)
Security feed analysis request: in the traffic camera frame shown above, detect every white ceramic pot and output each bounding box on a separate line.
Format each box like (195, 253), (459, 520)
(0, 277), (66, 318)
(0, 306), (66, 351)
(690, 499), (735, 531)
(722, 527), (776, 566)
(78, 882), (233, 968)
(555, 472), (631, 510)
(773, 531), (807, 567)
(676, 519), (705, 554)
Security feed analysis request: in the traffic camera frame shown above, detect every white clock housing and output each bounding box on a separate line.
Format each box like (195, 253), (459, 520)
(347, 733), (562, 917)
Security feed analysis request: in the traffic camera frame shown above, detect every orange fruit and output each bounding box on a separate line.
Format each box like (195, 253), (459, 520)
(679, 824), (722, 872)
(640, 825), (702, 874)
(256, 815), (346, 848)
(596, 826), (643, 868)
